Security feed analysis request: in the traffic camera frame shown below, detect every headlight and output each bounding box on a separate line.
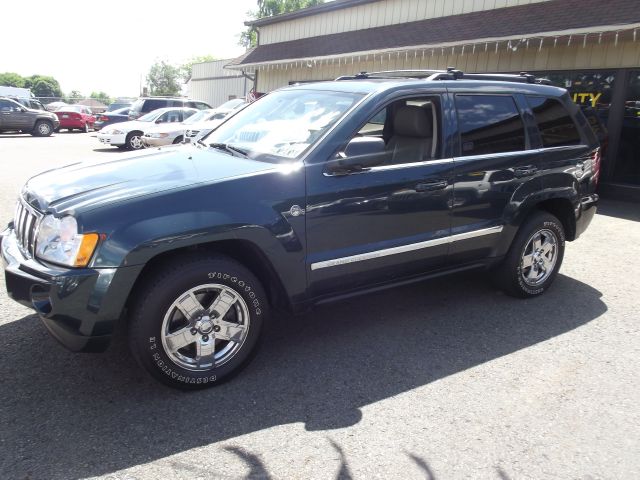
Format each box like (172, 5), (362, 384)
(105, 128), (124, 135)
(35, 215), (99, 267)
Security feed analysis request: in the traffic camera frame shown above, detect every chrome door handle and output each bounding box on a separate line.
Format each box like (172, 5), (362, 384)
(514, 166), (538, 178)
(415, 179), (447, 192)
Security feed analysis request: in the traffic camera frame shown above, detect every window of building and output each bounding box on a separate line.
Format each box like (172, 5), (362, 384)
(613, 70), (640, 185)
(527, 96), (581, 148)
(455, 95), (525, 156)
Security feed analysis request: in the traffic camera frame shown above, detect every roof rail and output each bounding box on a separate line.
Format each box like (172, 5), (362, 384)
(335, 68), (551, 85)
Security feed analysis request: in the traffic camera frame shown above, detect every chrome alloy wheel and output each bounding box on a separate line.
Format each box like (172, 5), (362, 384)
(38, 122), (51, 135)
(129, 135), (143, 149)
(161, 284), (250, 371)
(520, 228), (558, 286)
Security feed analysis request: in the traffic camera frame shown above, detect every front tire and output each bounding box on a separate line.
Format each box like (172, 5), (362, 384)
(126, 131), (144, 149)
(32, 120), (53, 137)
(495, 211), (565, 298)
(129, 254), (268, 389)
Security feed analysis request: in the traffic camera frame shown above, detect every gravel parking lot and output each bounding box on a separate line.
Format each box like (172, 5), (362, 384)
(0, 132), (638, 480)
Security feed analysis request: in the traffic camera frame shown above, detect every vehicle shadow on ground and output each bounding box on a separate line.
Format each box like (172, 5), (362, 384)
(92, 148), (125, 153)
(597, 199), (640, 222)
(0, 272), (606, 479)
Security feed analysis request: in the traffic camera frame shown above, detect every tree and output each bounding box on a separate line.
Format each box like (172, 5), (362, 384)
(180, 55), (217, 82)
(0, 72), (26, 88)
(146, 60), (182, 96)
(90, 91), (111, 105)
(240, 0), (324, 47)
(67, 90), (84, 103)
(24, 75), (62, 98)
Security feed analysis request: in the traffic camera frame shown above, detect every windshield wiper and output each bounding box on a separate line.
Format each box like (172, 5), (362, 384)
(208, 142), (248, 158)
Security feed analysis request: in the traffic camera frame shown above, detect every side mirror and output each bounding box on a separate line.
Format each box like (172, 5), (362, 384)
(326, 137), (386, 175)
(155, 118), (163, 124)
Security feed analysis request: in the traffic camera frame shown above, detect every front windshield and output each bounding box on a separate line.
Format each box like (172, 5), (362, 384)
(202, 89), (362, 161)
(138, 109), (165, 122)
(184, 109), (214, 124)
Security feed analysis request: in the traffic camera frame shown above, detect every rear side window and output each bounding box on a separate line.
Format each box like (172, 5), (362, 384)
(143, 99), (166, 112)
(455, 95), (526, 156)
(527, 96), (582, 147)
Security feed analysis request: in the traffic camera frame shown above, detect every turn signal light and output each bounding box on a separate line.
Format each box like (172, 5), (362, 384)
(74, 233), (99, 267)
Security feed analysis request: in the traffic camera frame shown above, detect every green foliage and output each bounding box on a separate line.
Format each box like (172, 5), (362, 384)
(180, 55), (217, 82)
(90, 91), (111, 105)
(24, 75), (62, 97)
(240, 0), (324, 47)
(0, 72), (26, 88)
(0, 73), (62, 97)
(68, 90), (83, 100)
(146, 60), (182, 96)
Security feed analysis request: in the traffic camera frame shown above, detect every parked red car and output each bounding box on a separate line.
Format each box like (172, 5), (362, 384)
(54, 105), (96, 132)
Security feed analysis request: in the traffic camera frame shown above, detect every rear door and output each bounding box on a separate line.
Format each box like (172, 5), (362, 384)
(448, 92), (541, 263)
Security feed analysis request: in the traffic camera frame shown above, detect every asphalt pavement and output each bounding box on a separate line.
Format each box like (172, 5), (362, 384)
(0, 132), (638, 480)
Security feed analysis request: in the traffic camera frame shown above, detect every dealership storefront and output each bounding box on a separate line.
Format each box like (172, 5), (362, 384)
(535, 69), (640, 195)
(227, 0), (640, 199)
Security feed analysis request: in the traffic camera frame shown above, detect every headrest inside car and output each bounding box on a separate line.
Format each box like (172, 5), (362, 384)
(393, 105), (433, 138)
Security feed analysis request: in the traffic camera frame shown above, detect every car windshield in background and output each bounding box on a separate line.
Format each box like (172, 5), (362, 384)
(201, 89), (362, 161)
(184, 109), (215, 124)
(137, 110), (165, 122)
(218, 98), (246, 110)
(111, 107), (130, 115)
(58, 105), (83, 112)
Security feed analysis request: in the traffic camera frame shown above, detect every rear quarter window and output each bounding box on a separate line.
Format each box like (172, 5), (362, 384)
(527, 96), (582, 147)
(143, 99), (167, 112)
(455, 94), (526, 156)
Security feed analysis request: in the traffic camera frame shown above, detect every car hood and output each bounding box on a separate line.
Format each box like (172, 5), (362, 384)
(186, 119), (224, 130)
(22, 145), (278, 214)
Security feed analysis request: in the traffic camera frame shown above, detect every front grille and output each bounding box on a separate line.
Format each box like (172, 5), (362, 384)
(13, 200), (42, 258)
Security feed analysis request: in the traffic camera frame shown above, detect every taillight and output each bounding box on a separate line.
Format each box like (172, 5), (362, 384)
(591, 147), (601, 187)
(99, 116), (109, 122)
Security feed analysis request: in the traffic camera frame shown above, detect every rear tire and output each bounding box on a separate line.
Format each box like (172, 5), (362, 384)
(83, 122), (89, 133)
(494, 211), (565, 298)
(32, 120), (53, 137)
(128, 254), (268, 389)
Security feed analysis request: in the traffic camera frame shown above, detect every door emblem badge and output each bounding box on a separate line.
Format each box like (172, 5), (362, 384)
(289, 205), (305, 217)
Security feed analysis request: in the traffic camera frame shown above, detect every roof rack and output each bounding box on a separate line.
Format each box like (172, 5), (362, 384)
(335, 68), (551, 85)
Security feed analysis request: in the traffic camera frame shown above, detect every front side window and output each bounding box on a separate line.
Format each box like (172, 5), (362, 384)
(0, 99), (17, 112)
(340, 96), (442, 167)
(202, 89), (362, 161)
(527, 96), (581, 147)
(456, 94), (526, 156)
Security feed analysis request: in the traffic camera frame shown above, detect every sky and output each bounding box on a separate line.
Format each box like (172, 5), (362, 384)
(0, 0), (257, 97)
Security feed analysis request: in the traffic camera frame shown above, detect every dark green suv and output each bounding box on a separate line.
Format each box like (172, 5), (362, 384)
(0, 97), (59, 136)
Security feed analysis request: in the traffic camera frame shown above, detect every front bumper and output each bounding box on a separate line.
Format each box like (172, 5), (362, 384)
(1, 227), (141, 352)
(97, 131), (126, 146)
(575, 194), (599, 239)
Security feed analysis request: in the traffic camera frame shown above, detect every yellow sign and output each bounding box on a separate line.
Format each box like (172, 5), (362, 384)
(572, 92), (602, 107)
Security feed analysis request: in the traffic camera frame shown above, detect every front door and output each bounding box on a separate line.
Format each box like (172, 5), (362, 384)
(0, 99), (32, 130)
(305, 94), (454, 297)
